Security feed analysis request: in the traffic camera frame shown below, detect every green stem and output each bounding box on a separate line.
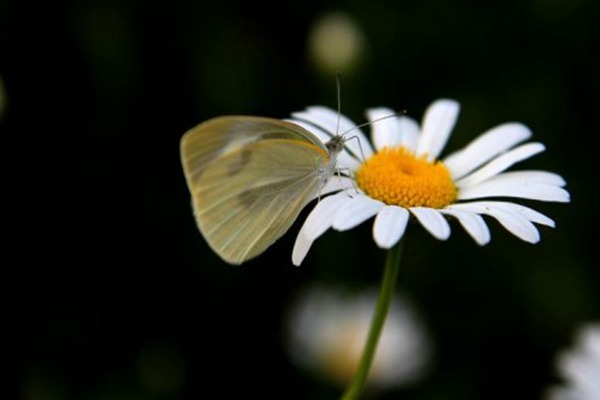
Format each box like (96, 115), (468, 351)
(341, 238), (405, 400)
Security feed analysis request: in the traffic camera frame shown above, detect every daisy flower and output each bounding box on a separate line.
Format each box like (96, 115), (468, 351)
(545, 323), (600, 400)
(288, 99), (570, 266)
(286, 284), (432, 389)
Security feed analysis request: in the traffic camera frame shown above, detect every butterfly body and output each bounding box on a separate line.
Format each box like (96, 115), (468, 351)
(181, 116), (343, 264)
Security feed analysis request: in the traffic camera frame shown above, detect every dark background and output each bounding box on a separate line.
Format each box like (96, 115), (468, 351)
(1, 0), (598, 399)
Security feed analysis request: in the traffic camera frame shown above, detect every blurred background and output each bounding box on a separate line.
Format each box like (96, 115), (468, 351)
(1, 0), (598, 399)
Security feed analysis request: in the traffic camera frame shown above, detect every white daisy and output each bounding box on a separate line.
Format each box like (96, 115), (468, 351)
(285, 285), (432, 389)
(289, 99), (570, 266)
(546, 323), (600, 400)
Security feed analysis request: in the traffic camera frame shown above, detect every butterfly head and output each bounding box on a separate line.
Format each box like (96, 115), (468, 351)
(325, 134), (346, 159)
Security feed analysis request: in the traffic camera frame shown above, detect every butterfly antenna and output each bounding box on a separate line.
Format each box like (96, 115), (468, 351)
(340, 109), (406, 138)
(335, 72), (342, 135)
(341, 109), (407, 161)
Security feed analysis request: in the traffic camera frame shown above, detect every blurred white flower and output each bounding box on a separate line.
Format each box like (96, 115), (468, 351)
(307, 11), (366, 75)
(285, 285), (432, 390)
(546, 323), (600, 400)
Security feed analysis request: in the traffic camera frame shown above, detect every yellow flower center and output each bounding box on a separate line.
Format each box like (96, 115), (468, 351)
(356, 147), (457, 208)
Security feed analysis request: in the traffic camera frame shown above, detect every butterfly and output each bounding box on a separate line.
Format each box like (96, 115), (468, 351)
(180, 116), (346, 265)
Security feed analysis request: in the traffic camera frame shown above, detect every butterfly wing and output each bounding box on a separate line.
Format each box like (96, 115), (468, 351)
(181, 116), (327, 189)
(181, 116), (332, 264)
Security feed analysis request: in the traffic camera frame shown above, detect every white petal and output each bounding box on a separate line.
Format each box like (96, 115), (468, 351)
(373, 206), (409, 248)
(292, 230), (312, 266)
(491, 210), (540, 243)
(455, 142), (545, 187)
(302, 192), (352, 240)
(484, 170), (567, 187)
(409, 207), (451, 240)
(292, 106), (374, 159)
(443, 123), (532, 180)
(441, 208), (490, 245)
(292, 192), (352, 266)
(450, 201), (555, 227)
(458, 179), (571, 203)
(366, 107), (402, 151)
(448, 202), (540, 243)
(287, 118), (362, 171)
(492, 202), (556, 227)
(332, 195), (384, 231)
(398, 116), (420, 152)
(416, 99), (460, 161)
(318, 176), (355, 197)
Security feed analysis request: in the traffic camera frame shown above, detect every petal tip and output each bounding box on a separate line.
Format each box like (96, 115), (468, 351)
(432, 98), (460, 109)
(477, 236), (491, 246)
(291, 251), (306, 267)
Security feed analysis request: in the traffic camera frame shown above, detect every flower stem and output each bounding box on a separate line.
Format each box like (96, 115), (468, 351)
(341, 239), (405, 400)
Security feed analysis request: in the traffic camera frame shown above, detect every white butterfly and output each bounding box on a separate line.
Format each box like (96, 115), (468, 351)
(180, 116), (346, 264)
